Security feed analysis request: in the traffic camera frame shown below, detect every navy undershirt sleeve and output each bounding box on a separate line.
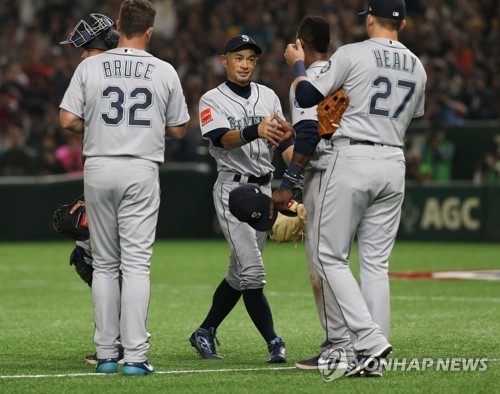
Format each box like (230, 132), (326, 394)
(206, 128), (230, 148)
(293, 119), (320, 156)
(295, 81), (324, 108)
(276, 138), (294, 153)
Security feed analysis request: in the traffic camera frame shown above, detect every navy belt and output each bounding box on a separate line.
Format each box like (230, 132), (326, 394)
(350, 139), (375, 146)
(233, 173), (272, 185)
(350, 139), (401, 148)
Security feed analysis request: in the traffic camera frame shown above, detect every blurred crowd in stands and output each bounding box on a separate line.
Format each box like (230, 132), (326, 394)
(0, 0), (498, 183)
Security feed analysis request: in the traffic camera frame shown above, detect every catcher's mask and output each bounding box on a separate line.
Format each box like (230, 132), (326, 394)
(229, 184), (278, 231)
(60, 13), (119, 50)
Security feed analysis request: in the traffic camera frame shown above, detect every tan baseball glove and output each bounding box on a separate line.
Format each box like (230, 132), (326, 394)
(269, 200), (307, 243)
(316, 88), (350, 139)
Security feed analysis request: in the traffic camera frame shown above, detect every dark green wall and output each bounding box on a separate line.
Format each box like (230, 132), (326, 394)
(406, 123), (500, 180)
(399, 183), (499, 241)
(0, 163), (218, 241)
(1, 123), (500, 241)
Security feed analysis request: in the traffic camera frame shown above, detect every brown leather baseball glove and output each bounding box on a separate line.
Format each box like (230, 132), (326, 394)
(317, 88), (349, 139)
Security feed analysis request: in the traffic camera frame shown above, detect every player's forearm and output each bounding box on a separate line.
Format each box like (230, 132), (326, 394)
(220, 129), (248, 149)
(60, 109), (84, 134)
(294, 120), (321, 156)
(220, 116), (285, 150)
(165, 123), (187, 139)
(291, 152), (312, 169)
(280, 153), (311, 190)
(281, 145), (294, 166)
(279, 121), (316, 189)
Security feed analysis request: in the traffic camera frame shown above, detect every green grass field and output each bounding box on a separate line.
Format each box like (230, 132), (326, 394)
(0, 240), (498, 393)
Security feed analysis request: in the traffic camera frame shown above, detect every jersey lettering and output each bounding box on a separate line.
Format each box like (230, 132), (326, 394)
(101, 86), (153, 127)
(102, 60), (155, 80)
(372, 49), (417, 74)
(228, 115), (264, 130)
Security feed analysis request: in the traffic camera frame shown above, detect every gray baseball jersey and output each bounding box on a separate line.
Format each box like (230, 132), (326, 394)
(291, 60), (352, 357)
(61, 48), (189, 162)
(311, 37), (425, 147)
(289, 60), (333, 171)
(199, 82), (282, 177)
(308, 37), (426, 355)
(60, 47), (189, 363)
(199, 82), (284, 290)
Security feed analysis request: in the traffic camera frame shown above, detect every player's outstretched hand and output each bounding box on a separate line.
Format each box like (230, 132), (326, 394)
(273, 113), (294, 141)
(284, 39), (305, 66)
(258, 115), (284, 147)
(267, 114), (295, 151)
(269, 187), (293, 219)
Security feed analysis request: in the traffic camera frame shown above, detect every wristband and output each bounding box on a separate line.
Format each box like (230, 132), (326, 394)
(280, 161), (304, 190)
(293, 60), (307, 79)
(240, 123), (259, 143)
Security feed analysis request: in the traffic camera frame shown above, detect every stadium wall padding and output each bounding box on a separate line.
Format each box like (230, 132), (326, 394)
(0, 163), (218, 241)
(0, 165), (499, 241)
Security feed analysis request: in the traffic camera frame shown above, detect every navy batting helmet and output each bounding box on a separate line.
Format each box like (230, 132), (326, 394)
(60, 13), (119, 50)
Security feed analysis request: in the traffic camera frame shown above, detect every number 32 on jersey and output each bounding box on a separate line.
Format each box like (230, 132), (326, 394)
(101, 86), (153, 127)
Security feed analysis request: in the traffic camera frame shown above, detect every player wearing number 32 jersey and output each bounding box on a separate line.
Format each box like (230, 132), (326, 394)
(60, 0), (189, 376)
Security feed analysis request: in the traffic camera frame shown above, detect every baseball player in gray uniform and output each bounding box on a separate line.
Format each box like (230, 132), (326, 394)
(189, 34), (294, 363)
(60, 0), (189, 376)
(271, 0), (426, 377)
(60, 12), (123, 366)
(288, 16), (356, 371)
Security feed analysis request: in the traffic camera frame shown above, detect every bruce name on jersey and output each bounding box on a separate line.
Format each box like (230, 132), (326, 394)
(102, 60), (155, 80)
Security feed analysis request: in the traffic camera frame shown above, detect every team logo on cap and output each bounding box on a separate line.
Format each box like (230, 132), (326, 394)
(200, 107), (213, 126)
(393, 11), (400, 17)
(251, 212), (262, 219)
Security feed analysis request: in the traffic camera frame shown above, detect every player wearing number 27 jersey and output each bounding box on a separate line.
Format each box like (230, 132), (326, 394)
(273, 0), (426, 377)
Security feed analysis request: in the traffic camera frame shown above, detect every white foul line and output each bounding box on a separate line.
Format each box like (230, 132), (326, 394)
(0, 366), (295, 380)
(2, 361), (499, 380)
(392, 295), (500, 303)
(266, 291), (500, 303)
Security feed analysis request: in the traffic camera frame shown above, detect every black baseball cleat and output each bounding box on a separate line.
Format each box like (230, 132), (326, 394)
(359, 360), (383, 377)
(295, 354), (321, 370)
(95, 357), (119, 374)
(189, 327), (224, 360)
(85, 346), (124, 365)
(344, 344), (392, 377)
(84, 352), (98, 365)
(122, 361), (156, 376)
(85, 333), (150, 365)
(267, 337), (287, 363)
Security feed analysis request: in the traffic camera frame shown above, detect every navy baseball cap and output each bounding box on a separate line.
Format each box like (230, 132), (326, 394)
(359, 0), (405, 20)
(229, 184), (277, 231)
(223, 34), (262, 55)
